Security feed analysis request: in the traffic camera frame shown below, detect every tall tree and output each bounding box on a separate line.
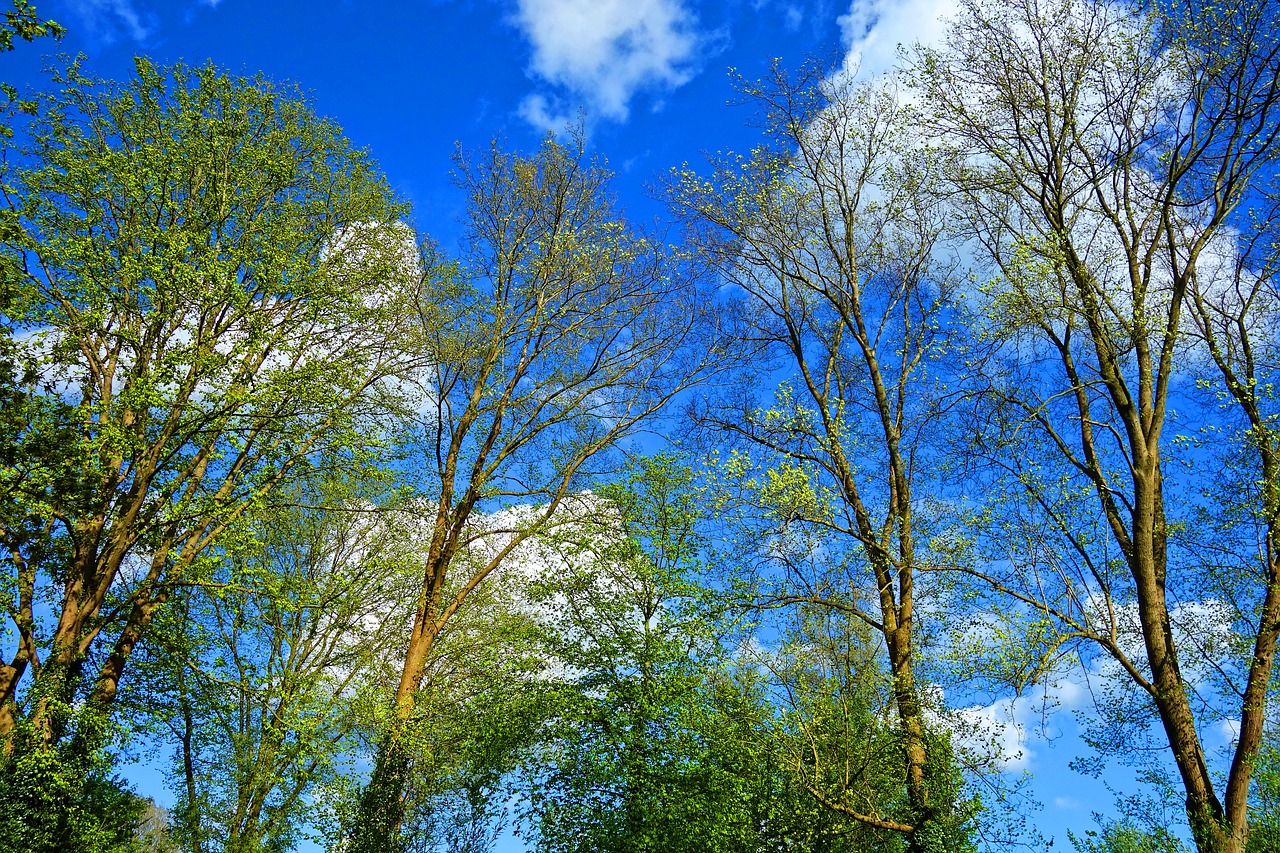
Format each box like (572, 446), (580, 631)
(751, 600), (976, 853)
(130, 471), (420, 853)
(0, 58), (423, 846)
(517, 455), (753, 853)
(349, 133), (720, 850)
(669, 63), (967, 851)
(915, 0), (1280, 849)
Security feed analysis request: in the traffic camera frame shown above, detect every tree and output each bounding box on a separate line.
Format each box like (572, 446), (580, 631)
(751, 602), (976, 853)
(0, 0), (60, 55)
(1070, 820), (1191, 853)
(348, 132), (720, 850)
(129, 471), (419, 853)
(508, 455), (936, 853)
(0, 58), (423, 845)
(915, 0), (1280, 848)
(0, 1), (63, 111)
(700, 658), (895, 853)
(372, 508), (555, 853)
(517, 455), (753, 853)
(668, 62), (969, 851)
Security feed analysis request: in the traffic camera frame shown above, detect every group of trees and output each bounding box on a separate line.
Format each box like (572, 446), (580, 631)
(1, 0), (1279, 851)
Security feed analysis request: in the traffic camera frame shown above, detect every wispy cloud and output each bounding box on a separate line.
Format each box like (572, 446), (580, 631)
(68, 0), (151, 42)
(510, 0), (703, 126)
(517, 93), (580, 135)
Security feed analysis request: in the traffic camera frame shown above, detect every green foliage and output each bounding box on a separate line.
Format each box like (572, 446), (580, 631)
(518, 455), (759, 853)
(389, 594), (554, 853)
(1248, 741), (1280, 853)
(0, 56), (423, 850)
(914, 0), (1280, 846)
(1069, 820), (1191, 853)
(0, 709), (149, 853)
(346, 125), (719, 849)
(0, 1), (1270, 849)
(513, 455), (977, 853)
(760, 604), (979, 853)
(337, 498), (560, 853)
(129, 470), (420, 853)
(0, 1), (63, 115)
(0, 0), (60, 54)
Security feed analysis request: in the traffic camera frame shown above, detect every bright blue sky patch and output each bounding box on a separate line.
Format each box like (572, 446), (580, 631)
(8, 0), (865, 238)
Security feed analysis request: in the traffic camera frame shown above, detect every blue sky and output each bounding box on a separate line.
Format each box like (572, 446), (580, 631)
(5, 0), (863, 242)
(2, 0), (1198, 849)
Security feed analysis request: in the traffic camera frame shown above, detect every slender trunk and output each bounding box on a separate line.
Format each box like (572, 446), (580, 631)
(1129, 455), (1233, 853)
(884, 600), (933, 853)
(0, 543), (37, 748)
(1223, 548), (1280, 853)
(179, 669), (205, 853)
(348, 585), (444, 852)
(1188, 281), (1280, 853)
(1131, 561), (1229, 852)
(347, 730), (414, 853)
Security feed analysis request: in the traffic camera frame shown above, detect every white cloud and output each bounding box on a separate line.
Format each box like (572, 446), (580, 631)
(943, 672), (1093, 774)
(939, 592), (1249, 778)
(69, 0), (150, 42)
(838, 0), (958, 78)
(517, 93), (580, 135)
(950, 698), (1032, 772)
(510, 0), (703, 123)
(748, 0), (806, 30)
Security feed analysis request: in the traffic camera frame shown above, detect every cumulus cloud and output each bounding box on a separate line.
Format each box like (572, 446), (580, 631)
(950, 698), (1033, 772)
(838, 0), (958, 77)
(510, 0), (703, 124)
(940, 592), (1249, 776)
(945, 675), (1089, 773)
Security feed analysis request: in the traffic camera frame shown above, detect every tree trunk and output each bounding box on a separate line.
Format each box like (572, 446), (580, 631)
(348, 577), (445, 852)
(347, 729), (414, 853)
